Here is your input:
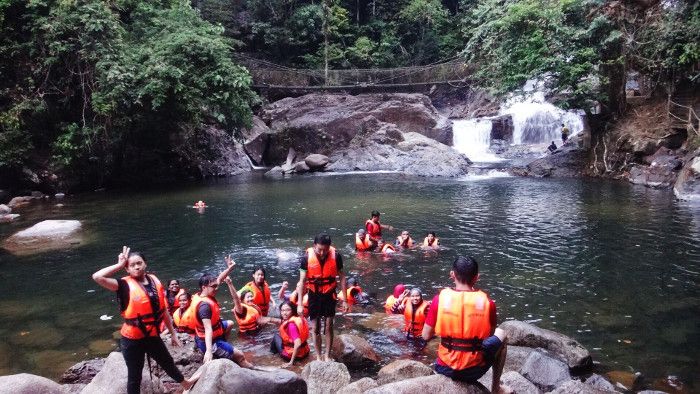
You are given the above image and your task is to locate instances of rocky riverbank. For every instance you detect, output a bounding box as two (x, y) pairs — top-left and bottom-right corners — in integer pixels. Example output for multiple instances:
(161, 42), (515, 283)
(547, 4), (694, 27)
(0, 320), (681, 394)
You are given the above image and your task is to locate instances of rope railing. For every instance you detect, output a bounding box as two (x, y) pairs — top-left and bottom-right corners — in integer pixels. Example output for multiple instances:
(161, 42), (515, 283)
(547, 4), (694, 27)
(668, 97), (700, 137)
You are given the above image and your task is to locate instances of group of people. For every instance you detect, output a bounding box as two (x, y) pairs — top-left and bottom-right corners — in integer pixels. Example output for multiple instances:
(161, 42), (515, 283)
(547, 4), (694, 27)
(355, 210), (440, 254)
(92, 210), (510, 394)
(548, 123), (572, 154)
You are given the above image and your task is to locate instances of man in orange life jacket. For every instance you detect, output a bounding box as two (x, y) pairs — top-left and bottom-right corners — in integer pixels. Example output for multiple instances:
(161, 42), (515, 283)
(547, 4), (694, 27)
(392, 287), (430, 341)
(92, 246), (195, 394)
(422, 256), (510, 394)
(295, 233), (347, 361)
(355, 229), (372, 251)
(365, 210), (394, 247)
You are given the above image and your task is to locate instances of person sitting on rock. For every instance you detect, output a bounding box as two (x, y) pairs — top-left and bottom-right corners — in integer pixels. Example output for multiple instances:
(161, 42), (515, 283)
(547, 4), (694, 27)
(278, 280), (309, 317)
(422, 256), (510, 393)
(365, 210), (394, 246)
(395, 230), (415, 249)
(92, 246), (195, 393)
(392, 287), (430, 340)
(355, 228), (373, 251)
(194, 256), (253, 367)
(270, 301), (310, 367)
(172, 291), (196, 335)
(229, 284), (281, 335)
(384, 284), (407, 314)
(422, 232), (440, 248)
(166, 279), (186, 315)
(237, 266), (274, 316)
(547, 141), (558, 153)
(338, 277), (370, 306)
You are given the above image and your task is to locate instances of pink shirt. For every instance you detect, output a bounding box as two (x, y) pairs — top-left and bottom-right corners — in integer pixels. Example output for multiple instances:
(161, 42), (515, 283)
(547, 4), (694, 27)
(281, 322), (301, 358)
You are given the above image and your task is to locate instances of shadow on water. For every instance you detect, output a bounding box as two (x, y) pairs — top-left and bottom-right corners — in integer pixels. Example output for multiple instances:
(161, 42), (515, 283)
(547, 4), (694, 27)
(0, 173), (698, 389)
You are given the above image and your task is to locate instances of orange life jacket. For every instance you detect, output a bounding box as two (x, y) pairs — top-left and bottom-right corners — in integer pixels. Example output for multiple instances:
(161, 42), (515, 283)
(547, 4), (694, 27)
(423, 237), (439, 247)
(365, 219), (381, 239)
(404, 300), (429, 338)
(280, 316), (310, 359)
(120, 275), (166, 340)
(397, 237), (414, 248)
(384, 295), (398, 313)
(290, 292), (309, 316)
(344, 285), (364, 305)
(173, 305), (196, 335)
(236, 303), (261, 334)
(194, 295), (225, 339)
(244, 280), (271, 316)
(355, 234), (372, 251)
(435, 288), (493, 370)
(381, 243), (396, 254)
(305, 247), (338, 294)
(167, 288), (186, 314)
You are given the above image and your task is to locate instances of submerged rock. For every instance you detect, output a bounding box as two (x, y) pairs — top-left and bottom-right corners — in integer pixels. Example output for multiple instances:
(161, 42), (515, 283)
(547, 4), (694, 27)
(366, 374), (488, 394)
(376, 359), (433, 385)
(331, 334), (380, 369)
(301, 360), (350, 394)
(2, 220), (83, 256)
(673, 150), (700, 201)
(189, 359), (305, 394)
(0, 373), (65, 394)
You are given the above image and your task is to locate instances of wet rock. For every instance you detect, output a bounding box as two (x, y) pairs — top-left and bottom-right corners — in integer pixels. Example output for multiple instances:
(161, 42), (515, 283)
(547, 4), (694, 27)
(338, 377), (379, 394)
(547, 379), (616, 394)
(294, 161), (311, 173)
(301, 360), (350, 394)
(636, 391), (667, 394)
(490, 114), (513, 143)
(305, 154), (330, 170)
(82, 352), (164, 394)
(55, 193), (65, 199)
(628, 148), (684, 189)
(366, 374), (488, 394)
(513, 135), (587, 178)
(2, 220), (83, 256)
(585, 374), (616, 392)
(60, 358), (105, 384)
(190, 358), (305, 394)
(88, 339), (116, 354)
(264, 166), (284, 178)
(651, 375), (686, 393)
(242, 116), (273, 165)
(0, 373), (65, 394)
(673, 150), (700, 201)
(0, 214), (20, 223)
(172, 125), (251, 178)
(605, 370), (643, 391)
(500, 320), (592, 371)
(500, 371), (540, 394)
(376, 359), (433, 385)
(0, 204), (10, 214)
(31, 191), (45, 198)
(519, 350), (571, 392)
(331, 334), (380, 369)
(7, 196), (34, 209)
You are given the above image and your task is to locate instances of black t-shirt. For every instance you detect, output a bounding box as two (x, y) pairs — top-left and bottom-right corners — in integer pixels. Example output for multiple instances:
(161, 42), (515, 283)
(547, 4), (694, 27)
(116, 276), (160, 313)
(299, 250), (343, 271)
(197, 302), (212, 322)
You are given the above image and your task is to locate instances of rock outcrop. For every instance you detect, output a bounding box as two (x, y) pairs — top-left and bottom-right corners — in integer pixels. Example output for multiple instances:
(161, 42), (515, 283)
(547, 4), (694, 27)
(365, 374), (488, 394)
(81, 352), (164, 394)
(519, 350), (571, 392)
(376, 359), (433, 385)
(242, 116), (273, 165)
(627, 147), (684, 188)
(174, 125), (251, 178)
(0, 373), (66, 394)
(673, 149), (700, 200)
(301, 360), (350, 394)
(511, 135), (588, 178)
(331, 334), (381, 370)
(60, 358), (105, 384)
(2, 220), (83, 255)
(189, 359), (306, 394)
(337, 377), (379, 394)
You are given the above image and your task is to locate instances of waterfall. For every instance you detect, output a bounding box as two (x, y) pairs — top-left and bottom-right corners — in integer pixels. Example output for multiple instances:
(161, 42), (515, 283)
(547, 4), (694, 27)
(500, 86), (585, 145)
(452, 119), (503, 163)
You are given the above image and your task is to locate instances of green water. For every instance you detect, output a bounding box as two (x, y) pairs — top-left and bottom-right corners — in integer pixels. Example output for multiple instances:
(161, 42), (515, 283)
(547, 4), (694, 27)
(0, 173), (698, 388)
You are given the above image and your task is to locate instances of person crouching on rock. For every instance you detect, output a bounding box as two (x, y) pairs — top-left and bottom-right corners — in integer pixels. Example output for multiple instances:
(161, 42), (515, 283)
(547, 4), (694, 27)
(194, 256), (253, 367)
(422, 256), (511, 394)
(270, 301), (310, 367)
(92, 246), (195, 394)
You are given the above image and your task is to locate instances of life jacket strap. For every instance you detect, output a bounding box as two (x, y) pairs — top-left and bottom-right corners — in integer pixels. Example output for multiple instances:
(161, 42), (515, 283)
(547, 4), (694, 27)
(441, 337), (483, 353)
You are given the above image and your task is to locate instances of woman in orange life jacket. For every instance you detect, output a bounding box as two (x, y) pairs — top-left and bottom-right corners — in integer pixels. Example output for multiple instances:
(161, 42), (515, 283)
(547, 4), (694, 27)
(92, 246), (195, 394)
(422, 232), (440, 249)
(355, 229), (373, 252)
(396, 230), (415, 249)
(392, 287), (431, 342)
(277, 281), (309, 317)
(225, 275), (281, 335)
(384, 284), (408, 314)
(172, 292), (195, 335)
(237, 267), (274, 316)
(270, 301), (310, 367)
(166, 279), (186, 315)
(337, 277), (369, 307)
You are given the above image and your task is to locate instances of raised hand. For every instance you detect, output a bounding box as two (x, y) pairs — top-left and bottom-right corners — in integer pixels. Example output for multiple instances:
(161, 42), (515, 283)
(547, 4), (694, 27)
(118, 246), (130, 269)
(224, 276), (232, 284)
(224, 255), (236, 269)
(281, 281), (289, 290)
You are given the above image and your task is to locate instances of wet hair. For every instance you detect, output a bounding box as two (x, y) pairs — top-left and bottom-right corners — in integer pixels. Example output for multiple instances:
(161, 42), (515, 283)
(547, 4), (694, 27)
(128, 251), (146, 262)
(453, 256), (479, 284)
(314, 233), (332, 246)
(279, 301), (297, 316)
(347, 278), (357, 286)
(168, 279), (180, 286)
(178, 292), (192, 301)
(427, 232), (436, 237)
(410, 288), (423, 301)
(253, 266), (266, 278)
(199, 273), (217, 290)
(240, 289), (253, 301)
(371, 210), (380, 218)
(357, 228), (366, 235)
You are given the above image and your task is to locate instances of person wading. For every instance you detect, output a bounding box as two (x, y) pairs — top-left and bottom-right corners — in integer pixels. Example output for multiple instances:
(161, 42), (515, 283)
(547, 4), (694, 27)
(365, 210), (394, 247)
(92, 246), (195, 394)
(238, 267), (273, 316)
(422, 256), (511, 394)
(270, 301), (311, 367)
(295, 233), (347, 361)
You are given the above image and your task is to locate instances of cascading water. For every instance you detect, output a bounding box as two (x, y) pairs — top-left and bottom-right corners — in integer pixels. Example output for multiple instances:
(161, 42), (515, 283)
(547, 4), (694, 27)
(452, 119), (503, 163)
(500, 84), (585, 145)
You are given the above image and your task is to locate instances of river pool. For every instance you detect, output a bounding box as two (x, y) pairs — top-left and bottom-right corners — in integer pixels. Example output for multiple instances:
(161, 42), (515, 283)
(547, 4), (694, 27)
(0, 173), (698, 389)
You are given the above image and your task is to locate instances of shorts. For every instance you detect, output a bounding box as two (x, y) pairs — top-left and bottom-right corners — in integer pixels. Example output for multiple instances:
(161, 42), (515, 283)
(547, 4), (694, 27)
(434, 335), (503, 382)
(307, 291), (337, 319)
(195, 335), (235, 359)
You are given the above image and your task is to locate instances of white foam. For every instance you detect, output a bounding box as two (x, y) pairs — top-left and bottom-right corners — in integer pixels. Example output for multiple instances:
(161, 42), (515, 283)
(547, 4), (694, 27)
(458, 170), (512, 181)
(452, 119), (505, 163)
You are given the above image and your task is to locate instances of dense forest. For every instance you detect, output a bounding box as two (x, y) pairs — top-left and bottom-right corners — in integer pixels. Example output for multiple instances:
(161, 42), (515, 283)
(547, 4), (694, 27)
(0, 0), (698, 190)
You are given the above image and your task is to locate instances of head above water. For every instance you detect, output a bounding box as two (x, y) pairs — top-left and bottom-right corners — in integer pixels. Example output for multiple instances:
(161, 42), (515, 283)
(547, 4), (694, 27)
(451, 255), (479, 286)
(410, 288), (423, 305)
(252, 267), (266, 285)
(313, 233), (332, 259)
(198, 273), (219, 295)
(393, 284), (406, 298)
(401, 230), (410, 238)
(279, 301), (296, 320)
(371, 210), (380, 219)
(347, 277), (358, 287)
(357, 228), (366, 236)
(178, 292), (192, 309)
(126, 251), (147, 279)
(241, 290), (254, 304)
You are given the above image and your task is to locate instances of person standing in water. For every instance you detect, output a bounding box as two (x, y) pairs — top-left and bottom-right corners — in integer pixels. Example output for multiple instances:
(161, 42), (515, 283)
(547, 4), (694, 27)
(365, 210), (394, 246)
(92, 246), (195, 394)
(393, 287), (431, 340)
(295, 233), (347, 361)
(238, 267), (273, 316)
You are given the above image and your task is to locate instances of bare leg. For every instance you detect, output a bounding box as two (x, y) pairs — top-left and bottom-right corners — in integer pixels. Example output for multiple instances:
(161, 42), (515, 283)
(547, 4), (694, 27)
(311, 317), (323, 361)
(223, 320), (234, 337)
(491, 328), (512, 394)
(232, 349), (254, 369)
(324, 316), (334, 361)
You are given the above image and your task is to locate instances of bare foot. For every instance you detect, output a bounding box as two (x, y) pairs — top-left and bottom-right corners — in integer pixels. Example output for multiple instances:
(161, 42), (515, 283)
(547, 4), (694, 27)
(316, 355), (323, 361)
(492, 384), (513, 394)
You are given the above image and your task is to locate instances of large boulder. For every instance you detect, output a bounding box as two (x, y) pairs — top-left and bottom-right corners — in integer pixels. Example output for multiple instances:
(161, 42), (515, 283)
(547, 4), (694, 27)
(376, 359), (433, 385)
(189, 359), (305, 394)
(673, 150), (700, 201)
(366, 374), (488, 394)
(337, 377), (379, 394)
(81, 352), (164, 394)
(2, 220), (83, 256)
(0, 204), (10, 214)
(260, 93), (452, 164)
(7, 196), (35, 209)
(505, 346), (535, 373)
(490, 114), (514, 143)
(513, 135), (588, 178)
(304, 154), (330, 170)
(174, 125), (251, 178)
(0, 373), (66, 394)
(60, 358), (105, 384)
(500, 320), (592, 371)
(331, 334), (380, 369)
(499, 371), (541, 394)
(301, 360), (351, 394)
(547, 379), (617, 394)
(519, 350), (571, 392)
(627, 147), (684, 189)
(242, 116), (273, 165)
